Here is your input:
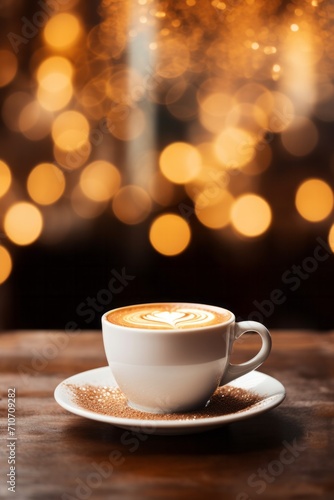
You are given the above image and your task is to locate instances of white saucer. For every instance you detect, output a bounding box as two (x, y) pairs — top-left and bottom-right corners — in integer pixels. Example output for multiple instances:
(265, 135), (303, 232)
(54, 367), (285, 435)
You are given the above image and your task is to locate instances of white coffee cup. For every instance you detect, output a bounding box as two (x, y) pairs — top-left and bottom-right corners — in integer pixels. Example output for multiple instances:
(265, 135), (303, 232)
(102, 302), (272, 414)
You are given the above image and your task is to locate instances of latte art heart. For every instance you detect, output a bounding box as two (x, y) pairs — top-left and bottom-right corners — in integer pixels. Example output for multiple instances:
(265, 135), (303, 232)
(107, 304), (231, 330)
(138, 310), (215, 328)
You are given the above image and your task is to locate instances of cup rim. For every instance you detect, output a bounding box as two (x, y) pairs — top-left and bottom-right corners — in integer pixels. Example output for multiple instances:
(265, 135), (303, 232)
(102, 302), (235, 333)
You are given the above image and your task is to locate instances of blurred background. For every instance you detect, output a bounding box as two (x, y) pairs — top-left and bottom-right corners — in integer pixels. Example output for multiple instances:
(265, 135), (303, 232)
(0, 0), (334, 331)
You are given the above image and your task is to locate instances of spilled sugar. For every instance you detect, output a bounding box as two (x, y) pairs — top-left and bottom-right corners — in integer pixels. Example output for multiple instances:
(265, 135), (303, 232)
(66, 384), (262, 420)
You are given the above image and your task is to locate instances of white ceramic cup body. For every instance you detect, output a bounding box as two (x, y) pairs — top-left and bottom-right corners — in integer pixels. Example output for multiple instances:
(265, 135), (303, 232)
(102, 303), (271, 414)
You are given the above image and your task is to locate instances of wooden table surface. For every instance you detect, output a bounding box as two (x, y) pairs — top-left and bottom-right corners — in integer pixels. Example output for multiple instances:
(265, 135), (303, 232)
(0, 330), (333, 500)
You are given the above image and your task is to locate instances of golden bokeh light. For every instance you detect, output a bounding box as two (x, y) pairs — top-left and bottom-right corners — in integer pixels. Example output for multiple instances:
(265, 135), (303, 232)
(4, 202), (43, 246)
(80, 161), (121, 202)
(271, 64), (281, 81)
(27, 163), (66, 205)
(112, 185), (152, 225)
(0, 160), (12, 198)
(36, 57), (74, 111)
(295, 178), (333, 222)
(214, 127), (256, 169)
(231, 194), (272, 237)
(0, 246), (12, 285)
(195, 189), (234, 229)
(0, 50), (18, 87)
(149, 214), (191, 256)
(44, 13), (81, 50)
(37, 73), (73, 112)
(52, 111), (90, 151)
(290, 24), (299, 32)
(328, 224), (334, 253)
(36, 57), (73, 82)
(281, 117), (318, 157)
(160, 142), (202, 184)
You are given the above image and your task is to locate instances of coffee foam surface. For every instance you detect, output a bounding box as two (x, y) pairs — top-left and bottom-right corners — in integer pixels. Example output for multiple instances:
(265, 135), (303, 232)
(107, 304), (231, 330)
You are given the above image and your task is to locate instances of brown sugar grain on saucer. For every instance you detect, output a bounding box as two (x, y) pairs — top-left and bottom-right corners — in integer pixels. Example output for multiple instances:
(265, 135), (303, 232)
(66, 384), (262, 420)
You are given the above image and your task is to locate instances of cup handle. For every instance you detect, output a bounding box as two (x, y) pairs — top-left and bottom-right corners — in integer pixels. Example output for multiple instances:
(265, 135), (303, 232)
(220, 321), (272, 385)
